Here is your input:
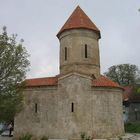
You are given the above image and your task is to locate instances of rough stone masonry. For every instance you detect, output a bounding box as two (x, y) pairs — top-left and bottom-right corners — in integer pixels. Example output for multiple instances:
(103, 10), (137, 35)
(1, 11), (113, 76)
(14, 6), (124, 139)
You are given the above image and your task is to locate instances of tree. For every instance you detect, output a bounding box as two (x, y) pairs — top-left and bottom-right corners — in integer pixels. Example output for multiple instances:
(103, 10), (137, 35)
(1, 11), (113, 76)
(104, 64), (140, 86)
(0, 26), (30, 122)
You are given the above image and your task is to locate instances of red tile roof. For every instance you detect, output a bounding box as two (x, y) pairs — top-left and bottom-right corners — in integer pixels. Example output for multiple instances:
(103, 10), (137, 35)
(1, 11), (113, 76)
(24, 75), (122, 89)
(123, 86), (133, 100)
(92, 75), (122, 89)
(123, 86), (140, 102)
(24, 77), (58, 87)
(57, 6), (100, 38)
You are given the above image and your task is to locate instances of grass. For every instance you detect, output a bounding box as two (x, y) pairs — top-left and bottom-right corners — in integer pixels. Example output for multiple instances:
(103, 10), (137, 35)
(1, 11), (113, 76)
(18, 133), (32, 140)
(124, 122), (140, 133)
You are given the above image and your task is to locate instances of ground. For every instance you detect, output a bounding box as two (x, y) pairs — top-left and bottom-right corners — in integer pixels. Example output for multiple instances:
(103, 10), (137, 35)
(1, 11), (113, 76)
(1, 134), (140, 140)
(0, 136), (12, 140)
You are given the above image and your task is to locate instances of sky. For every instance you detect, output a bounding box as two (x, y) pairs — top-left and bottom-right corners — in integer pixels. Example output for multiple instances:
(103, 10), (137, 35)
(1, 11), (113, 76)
(0, 0), (140, 79)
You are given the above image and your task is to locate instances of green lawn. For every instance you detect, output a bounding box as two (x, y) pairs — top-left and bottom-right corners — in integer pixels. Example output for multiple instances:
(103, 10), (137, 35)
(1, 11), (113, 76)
(125, 122), (140, 133)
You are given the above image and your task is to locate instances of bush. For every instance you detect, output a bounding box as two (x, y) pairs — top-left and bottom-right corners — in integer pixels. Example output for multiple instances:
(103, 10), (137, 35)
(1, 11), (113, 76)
(0, 130), (3, 135)
(124, 122), (140, 133)
(40, 136), (49, 140)
(80, 132), (93, 140)
(18, 133), (32, 140)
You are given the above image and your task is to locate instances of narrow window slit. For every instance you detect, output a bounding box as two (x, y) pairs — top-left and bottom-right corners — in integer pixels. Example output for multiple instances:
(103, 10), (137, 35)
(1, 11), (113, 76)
(65, 47), (67, 60)
(71, 102), (74, 112)
(35, 103), (38, 113)
(85, 44), (88, 58)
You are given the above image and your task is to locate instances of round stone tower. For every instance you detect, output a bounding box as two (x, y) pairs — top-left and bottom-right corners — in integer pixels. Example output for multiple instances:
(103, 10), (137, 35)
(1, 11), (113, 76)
(57, 6), (101, 78)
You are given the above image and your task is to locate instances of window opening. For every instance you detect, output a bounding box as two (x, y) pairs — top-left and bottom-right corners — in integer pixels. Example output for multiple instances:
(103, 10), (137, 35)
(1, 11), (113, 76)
(71, 102), (74, 112)
(85, 44), (88, 58)
(65, 47), (67, 60)
(35, 103), (38, 113)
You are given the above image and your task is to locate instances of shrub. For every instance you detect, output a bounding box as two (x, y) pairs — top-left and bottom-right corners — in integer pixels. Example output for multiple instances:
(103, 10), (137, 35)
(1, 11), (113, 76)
(80, 132), (93, 140)
(18, 133), (32, 140)
(40, 136), (49, 140)
(81, 132), (86, 140)
(0, 130), (3, 135)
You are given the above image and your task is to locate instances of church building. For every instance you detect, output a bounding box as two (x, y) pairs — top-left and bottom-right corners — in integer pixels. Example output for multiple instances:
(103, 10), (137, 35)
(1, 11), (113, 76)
(14, 6), (124, 139)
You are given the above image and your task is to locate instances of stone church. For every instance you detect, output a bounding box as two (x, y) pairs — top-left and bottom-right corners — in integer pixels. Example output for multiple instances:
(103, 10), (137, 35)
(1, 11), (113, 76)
(14, 6), (124, 139)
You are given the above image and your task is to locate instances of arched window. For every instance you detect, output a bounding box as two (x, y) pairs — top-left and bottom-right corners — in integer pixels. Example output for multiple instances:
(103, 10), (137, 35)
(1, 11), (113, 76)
(85, 44), (88, 58)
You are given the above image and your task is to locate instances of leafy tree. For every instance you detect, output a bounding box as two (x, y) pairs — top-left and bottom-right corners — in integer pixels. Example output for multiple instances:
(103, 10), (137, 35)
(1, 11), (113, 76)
(104, 64), (140, 86)
(0, 26), (30, 122)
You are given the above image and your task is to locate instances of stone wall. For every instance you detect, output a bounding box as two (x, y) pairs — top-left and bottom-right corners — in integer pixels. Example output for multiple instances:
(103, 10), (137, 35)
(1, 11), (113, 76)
(92, 87), (124, 138)
(14, 73), (124, 139)
(59, 29), (100, 78)
(14, 86), (58, 138)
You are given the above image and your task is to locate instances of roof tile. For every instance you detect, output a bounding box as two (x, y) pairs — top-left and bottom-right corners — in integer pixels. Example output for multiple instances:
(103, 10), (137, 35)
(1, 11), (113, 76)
(57, 6), (100, 37)
(92, 75), (122, 89)
(24, 75), (122, 89)
(24, 77), (58, 87)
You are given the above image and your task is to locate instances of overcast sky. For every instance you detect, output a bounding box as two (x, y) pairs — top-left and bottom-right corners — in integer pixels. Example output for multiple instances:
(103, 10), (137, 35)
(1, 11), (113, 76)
(0, 0), (140, 79)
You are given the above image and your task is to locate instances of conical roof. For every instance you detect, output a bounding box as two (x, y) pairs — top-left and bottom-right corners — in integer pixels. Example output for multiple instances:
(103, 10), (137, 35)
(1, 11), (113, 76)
(57, 6), (100, 38)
